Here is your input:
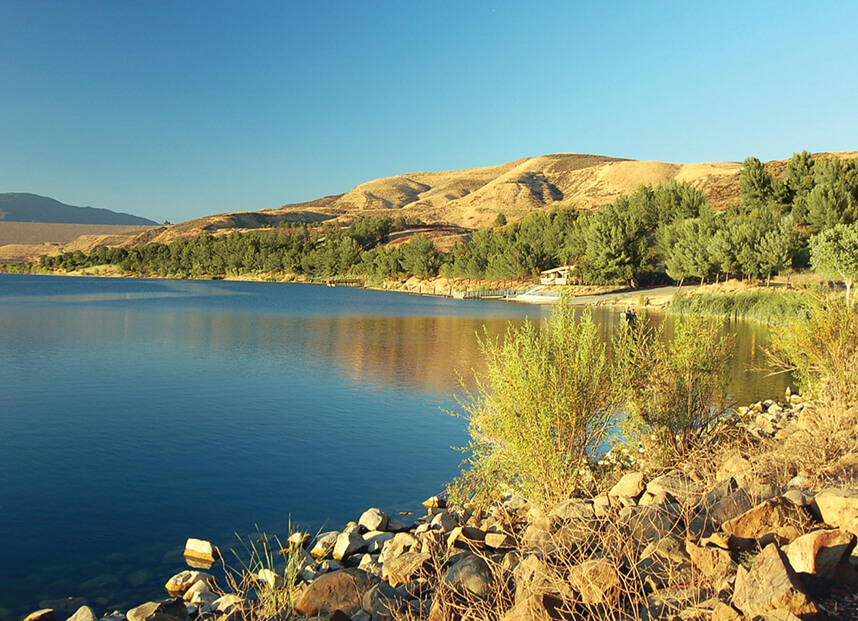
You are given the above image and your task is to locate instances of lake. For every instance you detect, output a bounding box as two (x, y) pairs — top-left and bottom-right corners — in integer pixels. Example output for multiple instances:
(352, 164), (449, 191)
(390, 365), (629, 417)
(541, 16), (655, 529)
(0, 274), (789, 619)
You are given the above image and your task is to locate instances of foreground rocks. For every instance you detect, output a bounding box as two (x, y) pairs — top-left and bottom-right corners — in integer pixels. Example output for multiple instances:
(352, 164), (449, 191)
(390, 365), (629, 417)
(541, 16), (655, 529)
(21, 395), (858, 621)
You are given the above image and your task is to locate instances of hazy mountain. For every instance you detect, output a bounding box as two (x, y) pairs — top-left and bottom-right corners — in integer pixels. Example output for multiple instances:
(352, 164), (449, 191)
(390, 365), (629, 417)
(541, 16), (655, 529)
(0, 193), (157, 226)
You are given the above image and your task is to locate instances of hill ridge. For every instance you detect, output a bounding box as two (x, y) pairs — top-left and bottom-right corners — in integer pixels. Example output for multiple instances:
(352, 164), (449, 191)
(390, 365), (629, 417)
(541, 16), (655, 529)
(0, 193), (158, 226)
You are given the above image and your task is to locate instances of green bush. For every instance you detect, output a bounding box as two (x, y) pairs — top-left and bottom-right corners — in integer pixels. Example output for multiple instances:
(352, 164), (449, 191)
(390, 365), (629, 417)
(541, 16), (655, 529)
(450, 303), (623, 509)
(668, 290), (813, 323)
(617, 314), (734, 466)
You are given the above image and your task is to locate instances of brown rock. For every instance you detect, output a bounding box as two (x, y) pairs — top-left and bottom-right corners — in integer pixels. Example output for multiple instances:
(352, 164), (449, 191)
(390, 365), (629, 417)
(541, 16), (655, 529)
(732, 544), (818, 619)
(22, 610), (55, 621)
(608, 471), (646, 499)
(446, 525), (486, 550)
(646, 472), (703, 505)
(385, 551), (433, 585)
(567, 559), (621, 606)
(292, 568), (377, 617)
(619, 504), (681, 542)
(722, 497), (813, 546)
(685, 540), (734, 578)
(444, 554), (494, 598)
(813, 487), (858, 535)
(785, 528), (856, 579)
(484, 531), (516, 549)
(164, 570), (211, 596)
(127, 599), (189, 621)
(710, 601), (743, 621)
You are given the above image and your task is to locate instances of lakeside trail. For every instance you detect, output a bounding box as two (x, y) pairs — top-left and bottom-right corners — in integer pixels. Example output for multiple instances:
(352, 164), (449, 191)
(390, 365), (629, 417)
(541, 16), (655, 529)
(19, 389), (858, 621)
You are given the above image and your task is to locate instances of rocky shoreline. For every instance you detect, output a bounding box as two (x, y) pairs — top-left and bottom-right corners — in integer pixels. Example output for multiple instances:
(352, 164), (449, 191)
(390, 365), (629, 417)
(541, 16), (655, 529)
(18, 393), (858, 621)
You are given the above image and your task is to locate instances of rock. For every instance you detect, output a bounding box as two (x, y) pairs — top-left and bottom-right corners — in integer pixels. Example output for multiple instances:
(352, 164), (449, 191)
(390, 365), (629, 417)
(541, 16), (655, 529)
(619, 504), (681, 542)
(484, 532), (516, 549)
(422, 495), (446, 509)
(358, 553), (383, 578)
(609, 471), (646, 499)
(358, 508), (389, 532)
(202, 593), (242, 615)
(812, 487), (858, 535)
(23, 610), (56, 621)
(521, 516), (555, 555)
(293, 568), (378, 617)
(722, 497), (812, 546)
(637, 535), (692, 590)
(363, 530), (394, 553)
(379, 532), (419, 566)
(287, 531), (311, 547)
(685, 540), (734, 578)
(183, 538), (217, 565)
(67, 606), (98, 621)
(785, 528), (856, 579)
(646, 472), (703, 506)
(567, 559), (621, 606)
(333, 524), (367, 561)
(127, 598), (189, 621)
(732, 544), (818, 619)
(320, 559), (344, 572)
(385, 515), (409, 532)
(446, 525), (486, 550)
(257, 568), (284, 588)
(189, 590), (218, 606)
(710, 602), (743, 621)
(644, 587), (709, 620)
(419, 529), (448, 556)
(164, 570), (211, 596)
(505, 555), (568, 621)
(385, 551), (433, 585)
(592, 494), (611, 519)
(549, 498), (596, 521)
(311, 531), (340, 559)
(183, 579), (214, 602)
(362, 581), (403, 618)
(444, 554), (494, 599)
(430, 511), (458, 533)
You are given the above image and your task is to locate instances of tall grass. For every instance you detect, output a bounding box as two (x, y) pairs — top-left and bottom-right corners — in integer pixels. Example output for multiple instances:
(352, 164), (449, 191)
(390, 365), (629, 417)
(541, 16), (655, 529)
(668, 289), (813, 323)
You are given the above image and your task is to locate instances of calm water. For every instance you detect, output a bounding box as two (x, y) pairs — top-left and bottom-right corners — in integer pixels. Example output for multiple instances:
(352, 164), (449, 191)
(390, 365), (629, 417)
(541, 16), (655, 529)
(0, 275), (788, 619)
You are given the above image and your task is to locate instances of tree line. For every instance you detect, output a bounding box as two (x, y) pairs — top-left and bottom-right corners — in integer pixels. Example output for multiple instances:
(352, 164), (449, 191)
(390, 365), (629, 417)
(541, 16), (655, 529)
(39, 151), (858, 290)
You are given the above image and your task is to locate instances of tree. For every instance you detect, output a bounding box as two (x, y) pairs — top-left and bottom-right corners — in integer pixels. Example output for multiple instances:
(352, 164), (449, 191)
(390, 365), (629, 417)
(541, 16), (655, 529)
(806, 182), (855, 234)
(739, 157), (774, 209)
(493, 213), (508, 227)
(757, 216), (799, 286)
(811, 222), (858, 306)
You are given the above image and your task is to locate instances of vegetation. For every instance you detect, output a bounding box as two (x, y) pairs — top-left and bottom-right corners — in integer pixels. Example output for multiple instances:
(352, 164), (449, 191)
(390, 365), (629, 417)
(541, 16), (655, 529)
(451, 301), (739, 507)
(667, 289), (814, 322)
(18, 150), (858, 300)
(451, 304), (623, 509)
(811, 221), (858, 306)
(617, 315), (734, 466)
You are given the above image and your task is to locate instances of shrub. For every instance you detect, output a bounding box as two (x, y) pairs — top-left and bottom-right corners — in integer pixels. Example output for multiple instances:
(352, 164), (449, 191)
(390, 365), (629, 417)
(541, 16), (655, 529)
(768, 295), (858, 409)
(450, 303), (623, 509)
(618, 315), (734, 466)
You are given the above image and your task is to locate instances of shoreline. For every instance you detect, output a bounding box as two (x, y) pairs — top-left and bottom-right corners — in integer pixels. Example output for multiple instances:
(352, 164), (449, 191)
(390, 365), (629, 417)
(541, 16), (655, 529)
(14, 390), (858, 621)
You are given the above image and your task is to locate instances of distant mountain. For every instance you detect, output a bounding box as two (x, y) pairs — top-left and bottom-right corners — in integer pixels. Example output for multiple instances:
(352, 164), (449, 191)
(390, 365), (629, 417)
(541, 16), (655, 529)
(0, 193), (158, 225)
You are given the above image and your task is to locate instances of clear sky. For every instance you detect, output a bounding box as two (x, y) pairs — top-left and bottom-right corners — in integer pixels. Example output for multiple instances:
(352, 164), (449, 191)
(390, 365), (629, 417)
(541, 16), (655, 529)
(1, 1), (856, 223)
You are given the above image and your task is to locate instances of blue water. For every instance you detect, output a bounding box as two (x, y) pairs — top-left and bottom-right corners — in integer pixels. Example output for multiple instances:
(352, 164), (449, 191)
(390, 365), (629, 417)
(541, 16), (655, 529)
(0, 275), (788, 619)
(0, 274), (551, 618)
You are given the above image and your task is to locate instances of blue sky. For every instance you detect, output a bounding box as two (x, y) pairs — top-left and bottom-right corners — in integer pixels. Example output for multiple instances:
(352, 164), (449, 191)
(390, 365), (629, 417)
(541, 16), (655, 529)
(1, 1), (856, 223)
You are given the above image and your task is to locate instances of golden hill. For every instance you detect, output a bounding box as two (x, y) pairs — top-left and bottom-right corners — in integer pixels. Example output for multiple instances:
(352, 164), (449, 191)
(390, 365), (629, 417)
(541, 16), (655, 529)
(4, 151), (857, 262)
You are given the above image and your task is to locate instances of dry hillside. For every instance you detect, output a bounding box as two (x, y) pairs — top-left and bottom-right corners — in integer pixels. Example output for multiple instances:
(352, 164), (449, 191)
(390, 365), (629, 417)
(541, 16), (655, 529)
(4, 151), (857, 262)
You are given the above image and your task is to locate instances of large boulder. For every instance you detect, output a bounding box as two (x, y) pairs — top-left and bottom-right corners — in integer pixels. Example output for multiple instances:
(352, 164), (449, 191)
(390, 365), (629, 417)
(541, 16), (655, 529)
(359, 507), (389, 532)
(22, 611), (55, 621)
(685, 540), (734, 578)
(812, 487), (858, 535)
(609, 472), (646, 500)
(722, 497), (812, 546)
(785, 528), (856, 579)
(444, 554), (494, 599)
(646, 472), (703, 506)
(619, 504), (682, 543)
(549, 498), (596, 522)
(293, 568), (378, 617)
(732, 544), (818, 619)
(567, 559), (621, 606)
(385, 551), (433, 585)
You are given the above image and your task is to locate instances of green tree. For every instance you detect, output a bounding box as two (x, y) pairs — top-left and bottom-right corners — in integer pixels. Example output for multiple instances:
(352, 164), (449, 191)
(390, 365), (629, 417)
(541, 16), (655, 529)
(739, 157), (774, 209)
(811, 222), (858, 306)
(806, 182), (855, 234)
